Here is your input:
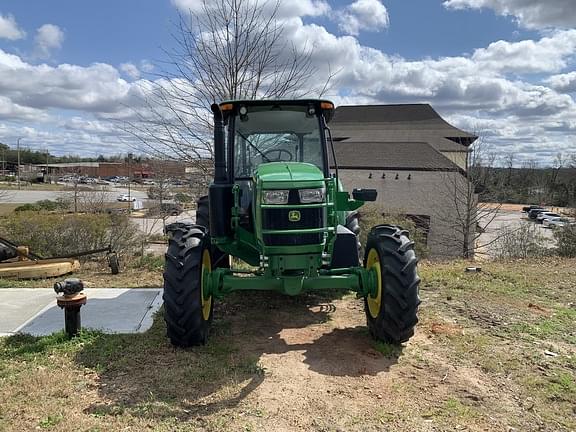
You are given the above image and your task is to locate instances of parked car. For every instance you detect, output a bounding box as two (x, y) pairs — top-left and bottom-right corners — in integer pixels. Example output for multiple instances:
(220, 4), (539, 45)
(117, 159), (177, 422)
(542, 217), (572, 228)
(528, 208), (547, 219)
(117, 194), (136, 202)
(148, 203), (183, 217)
(522, 205), (542, 213)
(536, 212), (561, 224)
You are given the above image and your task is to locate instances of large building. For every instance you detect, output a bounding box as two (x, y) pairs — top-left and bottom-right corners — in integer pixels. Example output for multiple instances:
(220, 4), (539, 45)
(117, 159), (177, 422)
(330, 104), (477, 258)
(28, 161), (186, 179)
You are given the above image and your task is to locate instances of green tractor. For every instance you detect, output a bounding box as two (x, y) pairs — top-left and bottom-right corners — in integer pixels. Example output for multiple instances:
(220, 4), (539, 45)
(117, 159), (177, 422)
(163, 99), (420, 347)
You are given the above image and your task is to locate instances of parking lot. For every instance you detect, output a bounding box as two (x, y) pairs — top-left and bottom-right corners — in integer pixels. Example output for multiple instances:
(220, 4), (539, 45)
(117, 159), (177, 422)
(0, 186), (148, 204)
(478, 204), (570, 257)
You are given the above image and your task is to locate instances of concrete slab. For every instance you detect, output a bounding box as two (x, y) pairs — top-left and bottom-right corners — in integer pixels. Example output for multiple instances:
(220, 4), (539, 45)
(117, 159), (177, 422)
(0, 289), (56, 335)
(0, 288), (163, 337)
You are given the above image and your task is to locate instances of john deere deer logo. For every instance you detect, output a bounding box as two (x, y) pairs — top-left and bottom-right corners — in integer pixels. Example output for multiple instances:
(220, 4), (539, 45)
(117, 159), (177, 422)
(288, 210), (301, 222)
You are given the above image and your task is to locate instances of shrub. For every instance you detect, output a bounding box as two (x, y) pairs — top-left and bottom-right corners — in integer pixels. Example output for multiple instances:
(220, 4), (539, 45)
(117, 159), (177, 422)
(554, 224), (576, 257)
(492, 222), (549, 259)
(14, 203), (41, 212)
(0, 212), (143, 260)
(137, 254), (165, 272)
(35, 199), (64, 211)
(174, 192), (193, 204)
(357, 203), (429, 258)
(14, 199), (68, 212)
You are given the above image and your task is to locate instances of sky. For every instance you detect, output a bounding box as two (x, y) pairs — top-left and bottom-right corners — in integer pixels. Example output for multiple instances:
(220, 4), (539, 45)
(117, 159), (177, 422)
(0, 0), (575, 166)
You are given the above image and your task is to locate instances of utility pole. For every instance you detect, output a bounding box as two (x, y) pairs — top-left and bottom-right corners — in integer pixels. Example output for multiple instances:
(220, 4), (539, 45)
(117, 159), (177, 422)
(45, 149), (49, 184)
(127, 153), (132, 213)
(17, 138), (21, 190)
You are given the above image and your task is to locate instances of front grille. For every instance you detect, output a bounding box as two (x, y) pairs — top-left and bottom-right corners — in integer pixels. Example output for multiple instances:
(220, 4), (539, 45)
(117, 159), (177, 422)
(262, 207), (324, 246)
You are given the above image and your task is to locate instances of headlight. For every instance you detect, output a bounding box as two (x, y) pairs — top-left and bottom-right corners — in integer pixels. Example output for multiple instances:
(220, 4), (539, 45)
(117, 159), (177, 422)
(263, 190), (289, 204)
(299, 188), (325, 203)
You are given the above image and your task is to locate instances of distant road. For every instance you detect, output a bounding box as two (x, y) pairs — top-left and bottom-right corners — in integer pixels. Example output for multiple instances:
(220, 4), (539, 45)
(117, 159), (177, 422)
(0, 187), (148, 204)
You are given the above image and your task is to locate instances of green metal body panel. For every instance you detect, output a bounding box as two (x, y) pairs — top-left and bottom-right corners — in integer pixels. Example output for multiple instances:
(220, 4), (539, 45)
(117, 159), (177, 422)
(205, 99), (376, 299)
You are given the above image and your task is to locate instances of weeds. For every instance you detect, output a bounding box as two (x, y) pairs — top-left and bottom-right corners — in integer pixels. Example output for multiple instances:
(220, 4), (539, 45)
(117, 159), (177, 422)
(373, 341), (402, 358)
(137, 254), (165, 272)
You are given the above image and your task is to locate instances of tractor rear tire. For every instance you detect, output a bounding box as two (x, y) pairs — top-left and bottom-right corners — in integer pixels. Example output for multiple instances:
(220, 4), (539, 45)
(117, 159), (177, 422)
(163, 223), (213, 347)
(196, 195), (210, 228)
(363, 225), (420, 344)
(196, 195), (229, 268)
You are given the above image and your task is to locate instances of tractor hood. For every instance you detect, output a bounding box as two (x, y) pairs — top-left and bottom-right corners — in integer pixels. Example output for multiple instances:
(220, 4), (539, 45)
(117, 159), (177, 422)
(255, 162), (325, 189)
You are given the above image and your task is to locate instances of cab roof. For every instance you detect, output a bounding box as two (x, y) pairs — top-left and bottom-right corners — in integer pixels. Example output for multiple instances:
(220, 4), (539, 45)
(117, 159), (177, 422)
(218, 99), (335, 122)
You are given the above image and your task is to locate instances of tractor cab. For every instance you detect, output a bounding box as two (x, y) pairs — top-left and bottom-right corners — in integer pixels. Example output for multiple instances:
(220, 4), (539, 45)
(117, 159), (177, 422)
(227, 100), (331, 179)
(208, 100), (339, 262)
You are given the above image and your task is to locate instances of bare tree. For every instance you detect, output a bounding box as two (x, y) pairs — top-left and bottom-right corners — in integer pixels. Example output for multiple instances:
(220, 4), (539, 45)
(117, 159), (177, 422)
(122, 0), (335, 172)
(77, 187), (110, 214)
(432, 136), (501, 259)
(146, 159), (176, 231)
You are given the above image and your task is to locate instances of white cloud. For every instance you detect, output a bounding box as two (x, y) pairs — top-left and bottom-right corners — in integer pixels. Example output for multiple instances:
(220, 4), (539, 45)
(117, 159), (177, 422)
(546, 72), (576, 93)
(279, 18), (576, 163)
(0, 51), (135, 113)
(337, 0), (389, 36)
(0, 13), (25, 40)
(443, 0), (576, 30)
(172, 0), (329, 18)
(0, 96), (49, 121)
(471, 30), (576, 74)
(120, 62), (141, 80)
(62, 116), (117, 134)
(34, 24), (65, 59)
(140, 60), (154, 73)
(0, 5), (574, 164)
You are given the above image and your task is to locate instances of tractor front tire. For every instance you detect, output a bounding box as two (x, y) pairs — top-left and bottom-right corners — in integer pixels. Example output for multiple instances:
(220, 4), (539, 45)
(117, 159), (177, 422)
(364, 225), (420, 344)
(163, 223), (213, 347)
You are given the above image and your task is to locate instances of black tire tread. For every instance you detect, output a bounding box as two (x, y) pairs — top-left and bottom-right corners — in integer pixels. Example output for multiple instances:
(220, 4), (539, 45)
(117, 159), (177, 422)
(364, 224), (421, 344)
(163, 222), (211, 347)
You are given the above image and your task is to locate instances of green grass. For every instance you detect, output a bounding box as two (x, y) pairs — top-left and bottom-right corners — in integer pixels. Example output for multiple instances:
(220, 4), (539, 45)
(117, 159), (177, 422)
(38, 414), (63, 429)
(0, 309), (265, 430)
(373, 341), (402, 358)
(1, 257), (575, 431)
(506, 307), (576, 343)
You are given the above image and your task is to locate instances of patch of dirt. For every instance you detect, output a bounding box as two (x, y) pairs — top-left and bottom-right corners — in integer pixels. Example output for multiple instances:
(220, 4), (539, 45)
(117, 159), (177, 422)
(179, 294), (539, 431)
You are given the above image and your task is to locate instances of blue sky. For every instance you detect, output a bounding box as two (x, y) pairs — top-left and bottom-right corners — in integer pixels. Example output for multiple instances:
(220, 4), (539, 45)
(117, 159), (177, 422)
(0, 0), (575, 165)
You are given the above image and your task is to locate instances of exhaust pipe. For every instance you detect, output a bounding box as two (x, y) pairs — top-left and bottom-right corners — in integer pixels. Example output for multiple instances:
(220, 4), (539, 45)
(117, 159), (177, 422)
(211, 103), (226, 184)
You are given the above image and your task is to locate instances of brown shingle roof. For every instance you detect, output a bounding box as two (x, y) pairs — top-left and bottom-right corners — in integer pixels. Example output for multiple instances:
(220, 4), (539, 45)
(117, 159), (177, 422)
(330, 141), (461, 171)
(331, 104), (477, 152)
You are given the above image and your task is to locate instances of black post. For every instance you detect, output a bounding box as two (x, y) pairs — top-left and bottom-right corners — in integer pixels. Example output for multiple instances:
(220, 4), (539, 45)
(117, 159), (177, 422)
(64, 306), (82, 337)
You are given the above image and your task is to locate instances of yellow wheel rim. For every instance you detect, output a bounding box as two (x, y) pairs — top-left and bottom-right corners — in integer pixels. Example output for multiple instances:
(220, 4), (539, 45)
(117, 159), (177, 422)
(366, 248), (382, 319)
(201, 249), (212, 321)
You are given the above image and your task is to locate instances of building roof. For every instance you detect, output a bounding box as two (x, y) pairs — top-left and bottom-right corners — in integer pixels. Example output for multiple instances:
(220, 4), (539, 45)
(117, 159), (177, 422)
(330, 141), (461, 171)
(331, 104), (477, 152)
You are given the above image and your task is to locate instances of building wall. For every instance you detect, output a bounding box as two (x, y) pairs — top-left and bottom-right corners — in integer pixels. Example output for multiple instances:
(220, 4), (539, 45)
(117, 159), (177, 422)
(441, 151), (468, 171)
(337, 169), (474, 258)
(42, 161), (187, 178)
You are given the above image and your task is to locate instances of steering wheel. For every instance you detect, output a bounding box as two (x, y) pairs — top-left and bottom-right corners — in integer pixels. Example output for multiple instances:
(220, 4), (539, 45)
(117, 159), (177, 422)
(262, 149), (293, 162)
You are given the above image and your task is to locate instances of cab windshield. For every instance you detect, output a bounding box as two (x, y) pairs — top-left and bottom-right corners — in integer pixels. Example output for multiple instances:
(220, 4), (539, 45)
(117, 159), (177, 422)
(232, 104), (325, 178)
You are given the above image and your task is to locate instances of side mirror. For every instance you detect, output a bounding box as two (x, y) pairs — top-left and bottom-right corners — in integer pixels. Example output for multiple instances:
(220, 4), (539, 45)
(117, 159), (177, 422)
(352, 188), (377, 202)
